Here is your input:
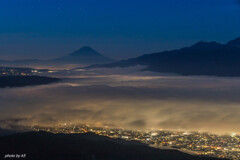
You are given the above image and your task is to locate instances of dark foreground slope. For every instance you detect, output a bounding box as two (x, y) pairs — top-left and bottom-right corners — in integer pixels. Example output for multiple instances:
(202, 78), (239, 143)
(93, 37), (240, 77)
(0, 76), (60, 88)
(0, 132), (226, 160)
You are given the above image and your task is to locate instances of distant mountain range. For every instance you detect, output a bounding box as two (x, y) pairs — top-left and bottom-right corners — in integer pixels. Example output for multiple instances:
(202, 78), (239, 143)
(0, 131), (225, 160)
(92, 37), (240, 77)
(0, 46), (114, 67)
(2, 38), (240, 76)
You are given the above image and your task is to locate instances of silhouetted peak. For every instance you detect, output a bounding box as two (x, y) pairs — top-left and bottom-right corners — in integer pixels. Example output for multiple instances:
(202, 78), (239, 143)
(227, 37), (240, 47)
(191, 42), (223, 50)
(69, 46), (102, 56)
(191, 41), (222, 49)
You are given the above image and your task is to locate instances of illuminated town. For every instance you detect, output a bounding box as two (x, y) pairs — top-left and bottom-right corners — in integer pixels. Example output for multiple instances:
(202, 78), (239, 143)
(0, 67), (33, 76)
(30, 124), (240, 160)
(0, 67), (52, 76)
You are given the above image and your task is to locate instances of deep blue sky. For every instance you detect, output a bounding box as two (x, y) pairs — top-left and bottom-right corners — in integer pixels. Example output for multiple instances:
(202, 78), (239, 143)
(0, 0), (240, 60)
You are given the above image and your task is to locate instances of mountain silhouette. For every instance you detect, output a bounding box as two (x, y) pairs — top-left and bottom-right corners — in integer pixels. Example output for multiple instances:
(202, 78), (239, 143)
(69, 46), (103, 56)
(51, 46), (114, 64)
(93, 37), (240, 77)
(0, 131), (225, 160)
(227, 37), (240, 48)
(0, 76), (60, 88)
(0, 47), (114, 67)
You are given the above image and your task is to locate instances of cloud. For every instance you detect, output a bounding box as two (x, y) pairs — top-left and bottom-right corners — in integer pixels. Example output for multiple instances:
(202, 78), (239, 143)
(1, 68), (240, 134)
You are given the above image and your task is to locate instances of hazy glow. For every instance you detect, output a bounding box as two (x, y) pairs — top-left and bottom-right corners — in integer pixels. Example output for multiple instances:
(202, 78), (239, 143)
(1, 67), (240, 134)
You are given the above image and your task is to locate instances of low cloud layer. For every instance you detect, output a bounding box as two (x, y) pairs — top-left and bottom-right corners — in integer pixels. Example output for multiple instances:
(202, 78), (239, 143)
(1, 67), (240, 134)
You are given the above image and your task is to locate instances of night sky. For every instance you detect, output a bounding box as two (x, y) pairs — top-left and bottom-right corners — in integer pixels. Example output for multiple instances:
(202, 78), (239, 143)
(0, 0), (240, 60)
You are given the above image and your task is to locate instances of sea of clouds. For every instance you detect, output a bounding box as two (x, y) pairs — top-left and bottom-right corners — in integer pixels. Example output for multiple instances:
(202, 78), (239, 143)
(1, 66), (240, 134)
